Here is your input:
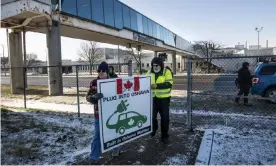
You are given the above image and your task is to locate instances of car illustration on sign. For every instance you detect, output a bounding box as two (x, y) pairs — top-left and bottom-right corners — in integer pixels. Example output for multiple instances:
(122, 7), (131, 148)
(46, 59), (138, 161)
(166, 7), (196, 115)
(106, 100), (148, 135)
(115, 111), (147, 134)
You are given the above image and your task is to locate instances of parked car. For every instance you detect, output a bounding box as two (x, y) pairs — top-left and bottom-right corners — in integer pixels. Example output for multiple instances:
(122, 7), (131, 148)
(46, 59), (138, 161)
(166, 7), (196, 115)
(251, 62), (276, 103)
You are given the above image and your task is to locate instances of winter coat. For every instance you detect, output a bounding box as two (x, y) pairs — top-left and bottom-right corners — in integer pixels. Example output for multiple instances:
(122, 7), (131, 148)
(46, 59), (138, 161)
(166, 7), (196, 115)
(237, 67), (252, 87)
(86, 77), (102, 119)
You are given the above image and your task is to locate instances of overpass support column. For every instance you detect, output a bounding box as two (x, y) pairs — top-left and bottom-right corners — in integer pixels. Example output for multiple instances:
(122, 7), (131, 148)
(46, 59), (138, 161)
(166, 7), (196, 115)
(9, 31), (24, 94)
(172, 51), (177, 74)
(46, 20), (63, 95)
(183, 57), (186, 71)
(154, 51), (158, 57)
(179, 56), (183, 72)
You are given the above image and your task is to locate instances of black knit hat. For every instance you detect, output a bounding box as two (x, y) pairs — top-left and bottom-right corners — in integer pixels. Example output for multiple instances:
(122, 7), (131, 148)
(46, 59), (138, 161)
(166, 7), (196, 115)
(151, 57), (164, 73)
(98, 61), (109, 73)
(242, 62), (249, 68)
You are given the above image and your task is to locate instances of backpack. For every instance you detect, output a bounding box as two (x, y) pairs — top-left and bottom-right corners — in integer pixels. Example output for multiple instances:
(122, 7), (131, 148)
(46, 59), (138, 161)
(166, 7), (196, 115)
(165, 66), (174, 77)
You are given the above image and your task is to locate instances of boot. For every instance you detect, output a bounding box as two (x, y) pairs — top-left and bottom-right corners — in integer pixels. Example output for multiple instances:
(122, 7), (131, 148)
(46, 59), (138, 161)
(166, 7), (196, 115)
(161, 137), (169, 144)
(150, 131), (156, 137)
(243, 103), (253, 106)
(234, 101), (241, 106)
(112, 148), (120, 157)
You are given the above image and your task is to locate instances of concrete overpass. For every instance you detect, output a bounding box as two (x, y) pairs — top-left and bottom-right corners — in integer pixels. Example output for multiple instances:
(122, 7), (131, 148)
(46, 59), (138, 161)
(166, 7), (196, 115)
(1, 0), (197, 95)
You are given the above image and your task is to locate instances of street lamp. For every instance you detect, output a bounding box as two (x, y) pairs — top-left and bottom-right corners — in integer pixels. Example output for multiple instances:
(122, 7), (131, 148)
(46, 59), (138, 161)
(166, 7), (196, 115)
(1, 44), (6, 76)
(255, 27), (263, 51)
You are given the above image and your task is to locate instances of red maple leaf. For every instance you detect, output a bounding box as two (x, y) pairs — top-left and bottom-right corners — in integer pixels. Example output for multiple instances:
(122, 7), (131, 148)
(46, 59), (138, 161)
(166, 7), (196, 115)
(124, 80), (133, 90)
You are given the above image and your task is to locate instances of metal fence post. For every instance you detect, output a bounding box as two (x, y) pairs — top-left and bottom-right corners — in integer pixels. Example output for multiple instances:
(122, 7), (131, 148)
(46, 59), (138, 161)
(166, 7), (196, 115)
(76, 65), (80, 117)
(23, 67), (27, 109)
(186, 56), (193, 131)
(128, 60), (132, 76)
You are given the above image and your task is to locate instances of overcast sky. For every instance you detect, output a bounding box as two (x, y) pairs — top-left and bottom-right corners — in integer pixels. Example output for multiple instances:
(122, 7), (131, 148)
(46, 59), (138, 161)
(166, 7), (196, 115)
(0, 0), (275, 60)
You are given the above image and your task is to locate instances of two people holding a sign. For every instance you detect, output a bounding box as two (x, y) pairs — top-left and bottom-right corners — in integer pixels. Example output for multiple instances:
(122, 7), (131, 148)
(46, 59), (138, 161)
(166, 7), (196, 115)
(86, 57), (172, 163)
(147, 57), (173, 144)
(86, 62), (120, 162)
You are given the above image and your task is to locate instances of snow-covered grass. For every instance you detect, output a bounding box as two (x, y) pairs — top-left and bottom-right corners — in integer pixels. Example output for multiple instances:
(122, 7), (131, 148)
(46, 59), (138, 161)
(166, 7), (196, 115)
(1, 108), (94, 165)
(170, 109), (276, 120)
(1, 99), (94, 114)
(162, 154), (188, 165)
(210, 126), (276, 165)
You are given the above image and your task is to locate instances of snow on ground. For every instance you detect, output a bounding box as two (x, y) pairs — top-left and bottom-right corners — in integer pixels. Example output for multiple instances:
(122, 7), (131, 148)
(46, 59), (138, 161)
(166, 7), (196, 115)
(162, 154), (188, 165)
(1, 99), (94, 114)
(170, 109), (276, 120)
(2, 95), (276, 165)
(210, 126), (276, 165)
(1, 108), (94, 165)
(137, 145), (145, 153)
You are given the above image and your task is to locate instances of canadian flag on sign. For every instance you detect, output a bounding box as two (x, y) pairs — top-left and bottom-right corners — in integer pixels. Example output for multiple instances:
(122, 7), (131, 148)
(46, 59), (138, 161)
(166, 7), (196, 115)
(116, 77), (140, 94)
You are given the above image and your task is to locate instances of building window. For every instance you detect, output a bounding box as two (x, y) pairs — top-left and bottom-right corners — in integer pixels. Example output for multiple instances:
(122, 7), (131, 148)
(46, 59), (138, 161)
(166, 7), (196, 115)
(156, 24), (160, 40)
(147, 63), (149, 67)
(122, 5), (130, 28)
(142, 16), (148, 35)
(160, 26), (165, 41)
(91, 0), (104, 24)
(152, 21), (157, 38)
(77, 0), (92, 20)
(137, 64), (139, 67)
(142, 63), (144, 67)
(103, 0), (115, 27)
(148, 19), (153, 37)
(178, 63), (180, 68)
(61, 0), (77, 15)
(137, 13), (143, 33)
(114, 0), (123, 29)
(130, 9), (138, 31)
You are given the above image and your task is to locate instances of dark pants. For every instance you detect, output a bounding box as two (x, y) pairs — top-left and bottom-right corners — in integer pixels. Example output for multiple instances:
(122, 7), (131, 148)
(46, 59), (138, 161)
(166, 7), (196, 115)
(152, 97), (170, 138)
(235, 85), (250, 104)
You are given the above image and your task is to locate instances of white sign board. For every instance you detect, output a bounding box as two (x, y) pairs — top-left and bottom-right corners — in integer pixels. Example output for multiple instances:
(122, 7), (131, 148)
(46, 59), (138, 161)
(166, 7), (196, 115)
(97, 75), (152, 153)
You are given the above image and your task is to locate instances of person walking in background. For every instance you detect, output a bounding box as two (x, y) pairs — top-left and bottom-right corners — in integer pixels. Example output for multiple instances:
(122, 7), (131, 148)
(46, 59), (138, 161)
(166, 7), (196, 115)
(235, 62), (253, 106)
(147, 57), (173, 144)
(109, 66), (118, 78)
(86, 61), (120, 163)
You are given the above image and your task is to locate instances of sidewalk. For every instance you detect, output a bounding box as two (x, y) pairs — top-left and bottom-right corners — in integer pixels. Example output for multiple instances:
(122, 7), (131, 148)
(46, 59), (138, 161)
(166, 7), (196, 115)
(0, 98), (94, 114)
(196, 128), (276, 165)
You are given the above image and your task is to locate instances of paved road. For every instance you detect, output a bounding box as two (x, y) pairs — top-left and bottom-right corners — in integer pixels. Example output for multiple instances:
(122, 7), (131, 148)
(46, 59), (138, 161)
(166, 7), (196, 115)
(1, 75), (237, 91)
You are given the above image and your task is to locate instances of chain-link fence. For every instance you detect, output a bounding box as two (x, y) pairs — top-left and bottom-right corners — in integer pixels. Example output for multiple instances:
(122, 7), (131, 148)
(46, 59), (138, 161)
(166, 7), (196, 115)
(1, 56), (276, 129)
(186, 55), (276, 129)
(1, 62), (130, 116)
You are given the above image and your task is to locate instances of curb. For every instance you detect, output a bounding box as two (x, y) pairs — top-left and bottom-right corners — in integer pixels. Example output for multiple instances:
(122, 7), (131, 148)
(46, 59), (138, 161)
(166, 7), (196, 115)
(195, 129), (214, 165)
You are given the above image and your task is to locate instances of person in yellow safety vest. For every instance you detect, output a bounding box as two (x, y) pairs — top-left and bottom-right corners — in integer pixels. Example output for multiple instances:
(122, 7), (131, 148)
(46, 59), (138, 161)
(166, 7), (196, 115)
(146, 57), (173, 144)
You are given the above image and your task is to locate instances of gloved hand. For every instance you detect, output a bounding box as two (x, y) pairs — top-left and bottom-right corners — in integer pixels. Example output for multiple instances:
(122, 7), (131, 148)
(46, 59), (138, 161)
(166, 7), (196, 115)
(93, 93), (104, 100)
(87, 93), (104, 104)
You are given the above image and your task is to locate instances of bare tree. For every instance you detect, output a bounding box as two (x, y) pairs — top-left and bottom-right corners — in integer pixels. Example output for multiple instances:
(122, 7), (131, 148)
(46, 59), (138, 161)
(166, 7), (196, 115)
(123, 48), (149, 74)
(26, 53), (39, 67)
(78, 41), (103, 75)
(1, 57), (9, 76)
(193, 41), (221, 73)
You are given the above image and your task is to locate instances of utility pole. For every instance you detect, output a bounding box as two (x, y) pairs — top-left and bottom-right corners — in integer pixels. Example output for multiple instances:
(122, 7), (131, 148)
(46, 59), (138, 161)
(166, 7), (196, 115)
(255, 27), (263, 61)
(118, 45), (120, 74)
(255, 27), (263, 51)
(1, 44), (6, 76)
